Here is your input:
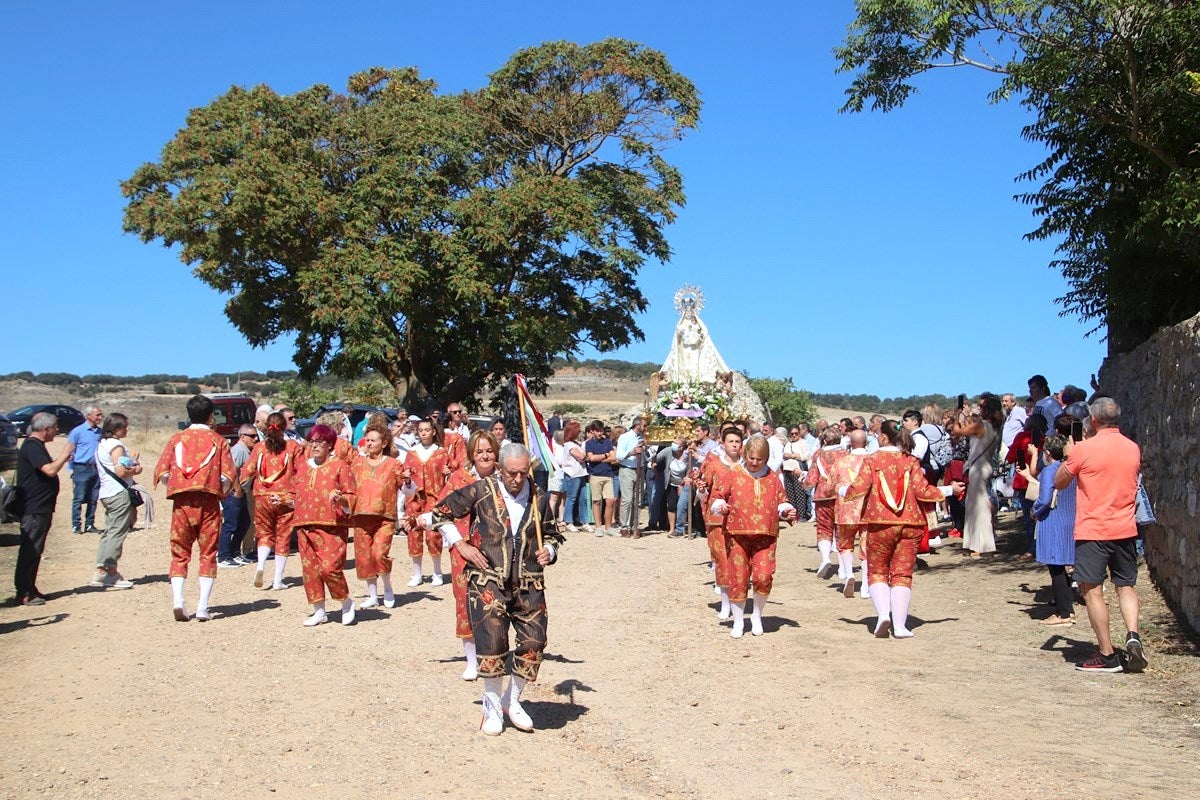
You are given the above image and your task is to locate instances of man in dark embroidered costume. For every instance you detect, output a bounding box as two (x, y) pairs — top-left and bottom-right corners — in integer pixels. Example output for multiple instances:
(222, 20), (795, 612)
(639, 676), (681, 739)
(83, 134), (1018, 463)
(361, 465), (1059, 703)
(422, 443), (564, 735)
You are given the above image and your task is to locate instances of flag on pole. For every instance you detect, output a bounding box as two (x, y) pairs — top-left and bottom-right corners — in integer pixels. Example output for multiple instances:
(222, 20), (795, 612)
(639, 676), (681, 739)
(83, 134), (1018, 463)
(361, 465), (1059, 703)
(514, 374), (556, 477)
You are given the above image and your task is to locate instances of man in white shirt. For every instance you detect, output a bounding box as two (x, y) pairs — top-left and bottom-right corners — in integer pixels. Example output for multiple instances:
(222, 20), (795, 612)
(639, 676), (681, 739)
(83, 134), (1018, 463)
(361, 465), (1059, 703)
(766, 425), (785, 472)
(444, 403), (471, 439)
(1001, 393), (1028, 451)
(615, 416), (647, 537)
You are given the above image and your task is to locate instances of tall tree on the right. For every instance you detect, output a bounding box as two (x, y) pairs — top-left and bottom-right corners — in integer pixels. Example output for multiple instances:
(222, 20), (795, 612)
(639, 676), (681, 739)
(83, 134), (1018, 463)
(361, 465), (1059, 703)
(837, 1), (1200, 352)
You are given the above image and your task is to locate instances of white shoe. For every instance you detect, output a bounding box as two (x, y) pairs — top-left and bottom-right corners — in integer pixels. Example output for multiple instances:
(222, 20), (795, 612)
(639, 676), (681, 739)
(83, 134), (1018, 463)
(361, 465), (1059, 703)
(716, 607), (730, 621)
(383, 596), (396, 609)
(431, 573), (444, 586)
(194, 608), (212, 622)
(360, 597), (380, 609)
(253, 569), (264, 588)
(713, 584), (722, 595)
(172, 606), (189, 622)
(506, 701), (534, 732)
(461, 664), (478, 681)
(303, 609), (328, 627)
(565, 524), (580, 532)
(929, 536), (944, 548)
(593, 527), (605, 537)
(407, 575), (423, 587)
(817, 562), (836, 580)
(750, 618), (763, 636)
(873, 618), (892, 638)
(582, 524), (595, 533)
(730, 620), (745, 639)
(893, 627), (914, 639)
(843, 578), (856, 598)
(272, 582), (285, 591)
(341, 599), (356, 626)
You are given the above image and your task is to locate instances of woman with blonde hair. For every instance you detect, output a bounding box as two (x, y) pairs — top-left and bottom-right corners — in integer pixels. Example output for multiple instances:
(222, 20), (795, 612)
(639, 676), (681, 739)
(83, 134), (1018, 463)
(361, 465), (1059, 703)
(709, 435), (798, 638)
(433, 429), (500, 680)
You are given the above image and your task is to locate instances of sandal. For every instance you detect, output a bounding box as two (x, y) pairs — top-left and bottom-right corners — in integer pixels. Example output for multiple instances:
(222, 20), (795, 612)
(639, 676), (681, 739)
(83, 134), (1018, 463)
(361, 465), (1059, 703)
(1038, 616), (1075, 626)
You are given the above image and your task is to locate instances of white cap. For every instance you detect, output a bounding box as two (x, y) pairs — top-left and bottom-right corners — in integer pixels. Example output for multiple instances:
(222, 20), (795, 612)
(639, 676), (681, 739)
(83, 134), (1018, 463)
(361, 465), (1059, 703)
(406, 415), (422, 422)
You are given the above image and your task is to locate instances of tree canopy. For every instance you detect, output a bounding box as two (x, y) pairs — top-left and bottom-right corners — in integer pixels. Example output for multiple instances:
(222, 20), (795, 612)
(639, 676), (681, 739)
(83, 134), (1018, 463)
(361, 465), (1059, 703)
(837, 1), (1200, 352)
(122, 39), (700, 405)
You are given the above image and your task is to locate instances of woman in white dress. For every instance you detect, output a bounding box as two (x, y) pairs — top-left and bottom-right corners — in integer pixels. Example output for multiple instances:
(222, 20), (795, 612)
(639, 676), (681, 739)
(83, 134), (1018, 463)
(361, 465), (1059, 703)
(951, 395), (1005, 557)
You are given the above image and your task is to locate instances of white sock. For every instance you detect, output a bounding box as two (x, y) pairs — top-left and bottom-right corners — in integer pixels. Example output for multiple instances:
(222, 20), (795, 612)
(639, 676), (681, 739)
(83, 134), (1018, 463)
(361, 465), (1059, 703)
(817, 539), (833, 563)
(839, 550), (855, 578)
(463, 639), (478, 676)
(730, 600), (745, 637)
(197, 576), (214, 612)
(431, 556), (443, 579)
(256, 545), (270, 570)
(170, 576), (185, 608)
(868, 582), (891, 627)
(273, 555), (287, 587)
(717, 588), (731, 619)
(751, 594), (766, 635)
(341, 597), (355, 625)
(304, 603), (327, 626)
(891, 585), (913, 634)
(859, 558), (870, 596)
(367, 580), (378, 602)
(381, 574), (394, 601)
(482, 677), (503, 717)
(412, 557), (423, 579)
(504, 674), (527, 709)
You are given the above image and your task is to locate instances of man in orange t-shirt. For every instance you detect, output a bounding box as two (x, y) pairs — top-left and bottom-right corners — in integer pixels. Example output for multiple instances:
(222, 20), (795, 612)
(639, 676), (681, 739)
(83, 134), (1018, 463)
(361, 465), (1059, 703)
(1054, 397), (1145, 674)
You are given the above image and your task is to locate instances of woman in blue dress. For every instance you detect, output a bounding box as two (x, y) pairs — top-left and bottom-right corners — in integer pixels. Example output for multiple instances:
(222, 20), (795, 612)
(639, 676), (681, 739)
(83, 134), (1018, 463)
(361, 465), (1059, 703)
(1032, 435), (1078, 625)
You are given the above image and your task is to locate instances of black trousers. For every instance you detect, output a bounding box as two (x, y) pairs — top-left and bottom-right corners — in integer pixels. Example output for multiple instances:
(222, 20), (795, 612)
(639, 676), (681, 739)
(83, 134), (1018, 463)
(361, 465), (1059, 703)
(1047, 564), (1075, 619)
(468, 574), (548, 682)
(15, 513), (52, 599)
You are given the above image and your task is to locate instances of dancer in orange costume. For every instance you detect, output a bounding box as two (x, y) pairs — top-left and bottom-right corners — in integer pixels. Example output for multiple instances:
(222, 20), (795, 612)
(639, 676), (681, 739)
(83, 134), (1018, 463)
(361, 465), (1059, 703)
(290, 424), (357, 627)
(242, 411), (302, 591)
(431, 429), (500, 680)
(831, 429), (870, 598)
(153, 394), (237, 622)
(403, 419), (450, 586)
(350, 428), (405, 610)
(845, 421), (962, 638)
(709, 436), (798, 638)
(804, 426), (847, 579)
(694, 426), (744, 620)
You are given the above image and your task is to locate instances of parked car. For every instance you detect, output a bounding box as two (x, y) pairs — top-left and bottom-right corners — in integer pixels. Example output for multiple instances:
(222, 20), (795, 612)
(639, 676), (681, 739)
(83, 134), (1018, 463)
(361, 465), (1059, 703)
(0, 413), (18, 472)
(176, 393), (258, 443)
(294, 403), (398, 441)
(5, 404), (86, 437)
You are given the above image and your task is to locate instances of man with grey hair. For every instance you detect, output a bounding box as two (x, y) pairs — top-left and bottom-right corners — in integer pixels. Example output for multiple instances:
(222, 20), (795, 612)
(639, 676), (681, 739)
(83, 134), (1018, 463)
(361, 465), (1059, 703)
(421, 442), (564, 735)
(218, 424), (257, 567)
(14, 412), (74, 605)
(254, 404), (273, 440)
(1054, 397), (1146, 673)
(67, 404), (103, 533)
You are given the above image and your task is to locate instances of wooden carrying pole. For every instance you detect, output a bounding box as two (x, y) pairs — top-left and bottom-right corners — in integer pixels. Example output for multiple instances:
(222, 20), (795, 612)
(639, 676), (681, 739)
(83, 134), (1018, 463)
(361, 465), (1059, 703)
(517, 395), (544, 550)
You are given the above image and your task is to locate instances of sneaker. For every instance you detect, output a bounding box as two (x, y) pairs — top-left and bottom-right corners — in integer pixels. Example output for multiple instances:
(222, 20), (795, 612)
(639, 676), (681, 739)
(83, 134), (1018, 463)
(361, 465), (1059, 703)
(89, 570), (109, 587)
(1075, 651), (1123, 673)
(593, 527), (606, 537)
(20, 594), (46, 606)
(565, 524), (580, 532)
(947, 528), (962, 539)
(85, 526), (102, 534)
(928, 535), (944, 548)
(1123, 635), (1148, 673)
(217, 558), (240, 568)
(606, 527), (622, 538)
(233, 555), (255, 566)
(72, 527), (82, 535)
(582, 524), (595, 533)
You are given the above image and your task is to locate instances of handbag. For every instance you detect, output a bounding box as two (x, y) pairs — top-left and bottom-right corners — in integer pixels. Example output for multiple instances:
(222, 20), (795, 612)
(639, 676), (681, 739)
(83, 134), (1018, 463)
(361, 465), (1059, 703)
(1135, 474), (1156, 526)
(99, 455), (144, 508)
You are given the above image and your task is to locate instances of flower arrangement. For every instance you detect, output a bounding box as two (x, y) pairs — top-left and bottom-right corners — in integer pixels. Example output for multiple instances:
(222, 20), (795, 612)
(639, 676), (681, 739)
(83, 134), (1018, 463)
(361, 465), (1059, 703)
(653, 380), (730, 423)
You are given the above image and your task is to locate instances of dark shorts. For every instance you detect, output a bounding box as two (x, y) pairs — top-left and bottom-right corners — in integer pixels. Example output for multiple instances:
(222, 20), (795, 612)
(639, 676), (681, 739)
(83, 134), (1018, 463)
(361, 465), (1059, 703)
(1074, 538), (1138, 587)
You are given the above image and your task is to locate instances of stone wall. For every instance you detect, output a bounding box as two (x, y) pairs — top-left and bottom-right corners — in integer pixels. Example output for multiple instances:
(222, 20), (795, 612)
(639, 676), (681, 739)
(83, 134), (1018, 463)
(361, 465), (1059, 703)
(1099, 311), (1200, 631)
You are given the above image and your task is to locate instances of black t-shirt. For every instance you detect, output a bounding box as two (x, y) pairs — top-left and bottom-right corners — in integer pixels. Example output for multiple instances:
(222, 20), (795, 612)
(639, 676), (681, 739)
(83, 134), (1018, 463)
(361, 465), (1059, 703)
(17, 437), (59, 515)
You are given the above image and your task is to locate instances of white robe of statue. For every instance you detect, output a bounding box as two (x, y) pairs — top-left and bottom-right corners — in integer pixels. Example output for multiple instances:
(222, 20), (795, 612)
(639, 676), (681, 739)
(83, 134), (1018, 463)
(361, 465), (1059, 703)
(661, 307), (730, 384)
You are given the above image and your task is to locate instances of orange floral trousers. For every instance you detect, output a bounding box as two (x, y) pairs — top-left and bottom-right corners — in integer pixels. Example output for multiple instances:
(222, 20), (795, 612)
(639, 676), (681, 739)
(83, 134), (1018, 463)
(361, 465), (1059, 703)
(406, 526), (443, 559)
(351, 516), (394, 580)
(865, 524), (921, 589)
(707, 523), (729, 588)
(168, 491), (222, 579)
(726, 533), (778, 603)
(254, 500), (293, 555)
(814, 501), (836, 543)
(296, 525), (349, 604)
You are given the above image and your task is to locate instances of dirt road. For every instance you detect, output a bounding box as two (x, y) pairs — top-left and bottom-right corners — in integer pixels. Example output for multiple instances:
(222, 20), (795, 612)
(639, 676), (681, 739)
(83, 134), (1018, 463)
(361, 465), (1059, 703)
(2, 462), (1197, 800)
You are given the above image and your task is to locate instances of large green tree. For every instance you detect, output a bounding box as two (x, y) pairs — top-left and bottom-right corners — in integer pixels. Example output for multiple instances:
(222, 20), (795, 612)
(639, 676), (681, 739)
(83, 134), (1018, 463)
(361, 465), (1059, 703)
(837, 1), (1200, 352)
(122, 39), (699, 405)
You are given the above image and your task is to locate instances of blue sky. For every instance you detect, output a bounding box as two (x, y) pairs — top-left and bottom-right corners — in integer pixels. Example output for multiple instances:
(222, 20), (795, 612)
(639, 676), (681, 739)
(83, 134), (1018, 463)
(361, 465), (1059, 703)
(2, 0), (1105, 398)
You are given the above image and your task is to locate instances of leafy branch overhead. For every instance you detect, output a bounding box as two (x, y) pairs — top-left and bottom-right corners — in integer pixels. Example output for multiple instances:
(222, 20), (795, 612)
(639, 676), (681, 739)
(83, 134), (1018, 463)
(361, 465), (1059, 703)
(837, 1), (1200, 352)
(122, 39), (700, 405)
